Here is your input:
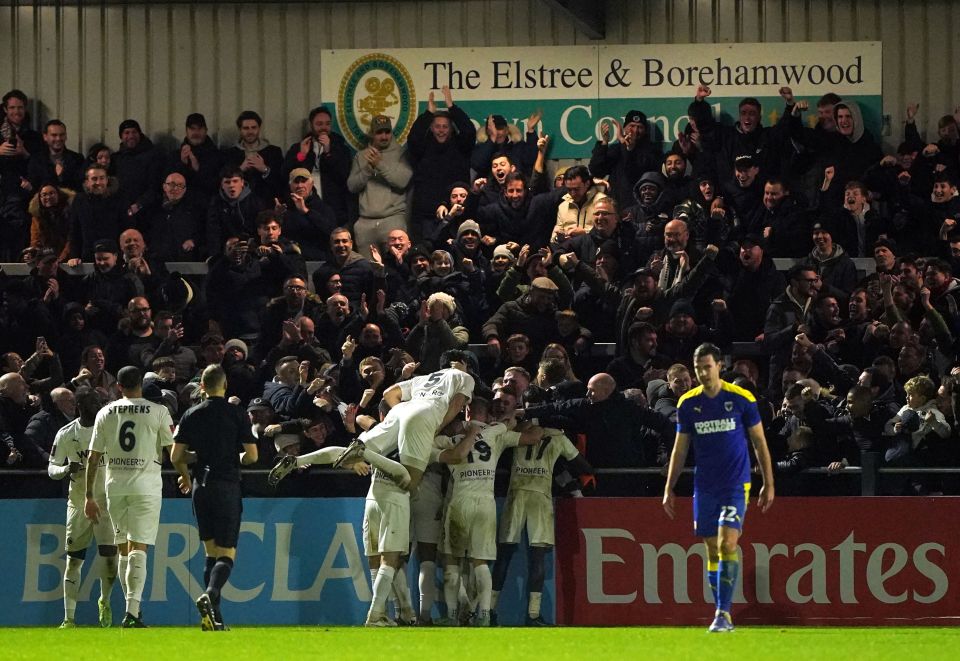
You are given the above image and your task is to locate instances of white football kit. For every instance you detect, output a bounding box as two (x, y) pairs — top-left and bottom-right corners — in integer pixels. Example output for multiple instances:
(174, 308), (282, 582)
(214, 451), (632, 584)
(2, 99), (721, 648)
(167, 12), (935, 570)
(49, 420), (114, 552)
(437, 422), (520, 561)
(410, 462), (444, 545)
(89, 397), (174, 545)
(360, 368), (474, 472)
(362, 449), (411, 556)
(499, 428), (579, 547)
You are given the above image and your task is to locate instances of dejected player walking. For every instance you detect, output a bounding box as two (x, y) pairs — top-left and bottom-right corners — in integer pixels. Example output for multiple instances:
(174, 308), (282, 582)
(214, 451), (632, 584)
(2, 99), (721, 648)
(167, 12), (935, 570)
(662, 342), (774, 633)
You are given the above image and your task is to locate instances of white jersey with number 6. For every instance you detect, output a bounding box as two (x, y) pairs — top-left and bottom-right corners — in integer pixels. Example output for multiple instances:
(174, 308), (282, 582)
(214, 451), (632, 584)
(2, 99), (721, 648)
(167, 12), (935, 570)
(89, 397), (174, 497)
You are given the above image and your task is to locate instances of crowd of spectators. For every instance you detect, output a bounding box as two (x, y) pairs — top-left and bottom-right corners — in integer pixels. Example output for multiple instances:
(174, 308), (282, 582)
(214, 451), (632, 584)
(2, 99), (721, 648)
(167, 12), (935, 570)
(3, 82), (960, 498)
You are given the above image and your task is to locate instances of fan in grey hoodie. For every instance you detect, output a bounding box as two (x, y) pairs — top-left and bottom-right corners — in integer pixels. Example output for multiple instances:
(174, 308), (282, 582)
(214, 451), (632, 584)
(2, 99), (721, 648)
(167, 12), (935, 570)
(347, 115), (413, 250)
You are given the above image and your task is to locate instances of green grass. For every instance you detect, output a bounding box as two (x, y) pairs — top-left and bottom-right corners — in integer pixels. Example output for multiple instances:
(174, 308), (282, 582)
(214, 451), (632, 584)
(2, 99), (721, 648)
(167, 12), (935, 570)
(4, 627), (960, 661)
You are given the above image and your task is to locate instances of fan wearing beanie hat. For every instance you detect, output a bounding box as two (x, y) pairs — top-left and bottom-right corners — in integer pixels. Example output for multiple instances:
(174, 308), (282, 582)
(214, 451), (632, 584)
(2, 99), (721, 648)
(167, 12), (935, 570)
(808, 216), (857, 297)
(589, 106), (659, 211)
(491, 244), (516, 273)
(115, 117), (162, 217)
(451, 219), (489, 273)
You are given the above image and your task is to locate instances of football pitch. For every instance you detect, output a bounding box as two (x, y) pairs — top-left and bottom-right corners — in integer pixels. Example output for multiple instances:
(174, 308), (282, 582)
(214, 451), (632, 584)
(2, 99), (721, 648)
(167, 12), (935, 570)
(4, 626), (960, 660)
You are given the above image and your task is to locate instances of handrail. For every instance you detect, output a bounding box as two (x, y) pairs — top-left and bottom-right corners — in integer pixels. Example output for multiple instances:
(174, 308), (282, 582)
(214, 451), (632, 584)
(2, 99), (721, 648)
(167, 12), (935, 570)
(0, 257), (880, 278)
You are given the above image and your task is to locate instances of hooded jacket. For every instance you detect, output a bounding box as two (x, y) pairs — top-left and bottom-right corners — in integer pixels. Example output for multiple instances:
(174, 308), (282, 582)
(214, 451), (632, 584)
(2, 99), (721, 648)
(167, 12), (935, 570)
(205, 184), (267, 255)
(223, 139), (285, 202)
(589, 116), (663, 211)
(808, 243), (857, 299)
(820, 100), (883, 207)
(347, 135), (412, 222)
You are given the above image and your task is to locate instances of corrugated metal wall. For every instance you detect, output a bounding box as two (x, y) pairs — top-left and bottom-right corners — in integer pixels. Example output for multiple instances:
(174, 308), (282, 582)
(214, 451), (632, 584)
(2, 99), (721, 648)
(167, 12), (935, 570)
(1, 0), (957, 153)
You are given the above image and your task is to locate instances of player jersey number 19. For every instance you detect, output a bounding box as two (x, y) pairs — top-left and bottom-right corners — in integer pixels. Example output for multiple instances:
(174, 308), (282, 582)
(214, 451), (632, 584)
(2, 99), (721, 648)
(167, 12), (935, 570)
(119, 420), (136, 452)
(466, 440), (492, 463)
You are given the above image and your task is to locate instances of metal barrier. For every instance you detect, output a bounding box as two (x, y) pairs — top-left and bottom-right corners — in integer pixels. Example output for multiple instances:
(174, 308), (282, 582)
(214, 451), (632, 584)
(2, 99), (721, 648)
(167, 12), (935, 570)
(6, 459), (956, 498)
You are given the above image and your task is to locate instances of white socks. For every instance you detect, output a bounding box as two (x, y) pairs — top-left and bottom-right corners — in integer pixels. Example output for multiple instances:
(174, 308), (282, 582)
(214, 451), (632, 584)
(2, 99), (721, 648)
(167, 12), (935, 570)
(391, 567), (415, 621)
(474, 564), (492, 620)
(125, 549), (147, 616)
(418, 561), (436, 621)
(361, 450), (411, 485)
(368, 565), (396, 621)
(101, 553), (118, 604)
(443, 565), (461, 622)
(295, 446), (344, 467)
(529, 592), (543, 618)
(118, 554), (129, 609)
(63, 556), (83, 620)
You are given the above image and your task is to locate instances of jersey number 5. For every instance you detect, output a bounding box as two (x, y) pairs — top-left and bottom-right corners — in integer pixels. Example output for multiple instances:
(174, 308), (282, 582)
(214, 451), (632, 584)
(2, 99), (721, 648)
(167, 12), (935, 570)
(119, 420), (136, 452)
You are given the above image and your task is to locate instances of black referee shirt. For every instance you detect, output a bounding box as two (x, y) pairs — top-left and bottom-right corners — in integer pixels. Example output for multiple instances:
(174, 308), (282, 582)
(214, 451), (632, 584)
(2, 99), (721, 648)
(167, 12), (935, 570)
(175, 396), (254, 483)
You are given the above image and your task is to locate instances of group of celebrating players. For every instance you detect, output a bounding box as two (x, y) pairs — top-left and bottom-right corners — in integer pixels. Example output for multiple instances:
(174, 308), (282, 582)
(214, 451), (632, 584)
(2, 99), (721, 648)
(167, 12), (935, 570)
(49, 343), (772, 633)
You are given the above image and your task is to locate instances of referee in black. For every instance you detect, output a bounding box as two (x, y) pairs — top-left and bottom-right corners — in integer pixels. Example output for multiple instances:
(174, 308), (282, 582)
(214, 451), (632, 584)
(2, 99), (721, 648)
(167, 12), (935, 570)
(171, 364), (258, 631)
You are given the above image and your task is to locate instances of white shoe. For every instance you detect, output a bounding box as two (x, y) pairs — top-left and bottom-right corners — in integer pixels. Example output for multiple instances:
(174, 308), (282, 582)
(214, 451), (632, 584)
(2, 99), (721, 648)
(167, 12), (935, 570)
(365, 614), (397, 627)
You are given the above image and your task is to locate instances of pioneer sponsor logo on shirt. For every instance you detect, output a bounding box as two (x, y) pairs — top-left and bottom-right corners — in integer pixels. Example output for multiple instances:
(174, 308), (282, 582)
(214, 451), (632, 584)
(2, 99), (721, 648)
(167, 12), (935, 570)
(693, 417), (737, 434)
(514, 465), (550, 477)
(108, 457), (148, 468)
(456, 468), (495, 480)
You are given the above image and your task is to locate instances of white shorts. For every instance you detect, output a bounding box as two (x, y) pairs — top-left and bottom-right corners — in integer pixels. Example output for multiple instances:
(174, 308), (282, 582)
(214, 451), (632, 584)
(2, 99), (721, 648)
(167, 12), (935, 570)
(440, 497), (497, 561)
(65, 500), (115, 552)
(362, 495), (411, 556)
(361, 401), (441, 473)
(499, 490), (555, 547)
(108, 494), (161, 545)
(410, 479), (443, 545)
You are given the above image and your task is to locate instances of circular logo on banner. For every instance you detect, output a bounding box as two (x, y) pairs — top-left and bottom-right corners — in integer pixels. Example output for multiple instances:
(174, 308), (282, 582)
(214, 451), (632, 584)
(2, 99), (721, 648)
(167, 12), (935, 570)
(338, 53), (416, 151)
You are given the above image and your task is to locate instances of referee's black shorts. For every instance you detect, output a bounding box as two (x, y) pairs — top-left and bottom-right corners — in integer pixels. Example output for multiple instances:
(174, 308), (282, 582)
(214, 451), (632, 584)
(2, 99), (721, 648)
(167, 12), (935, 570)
(193, 479), (242, 548)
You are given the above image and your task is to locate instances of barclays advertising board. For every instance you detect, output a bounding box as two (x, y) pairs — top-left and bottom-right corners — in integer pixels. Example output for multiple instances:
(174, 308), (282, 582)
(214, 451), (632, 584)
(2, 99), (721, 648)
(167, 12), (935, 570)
(2, 498), (553, 626)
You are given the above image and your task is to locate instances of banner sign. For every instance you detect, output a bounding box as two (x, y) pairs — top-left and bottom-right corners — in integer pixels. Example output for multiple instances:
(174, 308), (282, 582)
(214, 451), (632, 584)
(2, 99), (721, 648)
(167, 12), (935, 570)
(2, 498), (551, 626)
(321, 42), (882, 158)
(555, 497), (960, 626)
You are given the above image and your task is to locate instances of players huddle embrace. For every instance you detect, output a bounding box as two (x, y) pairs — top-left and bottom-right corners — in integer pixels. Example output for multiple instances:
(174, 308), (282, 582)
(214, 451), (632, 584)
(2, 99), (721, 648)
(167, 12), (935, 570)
(267, 349), (591, 627)
(50, 344), (773, 632)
